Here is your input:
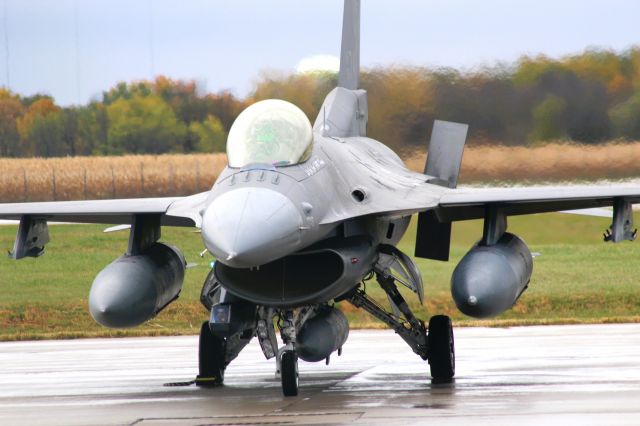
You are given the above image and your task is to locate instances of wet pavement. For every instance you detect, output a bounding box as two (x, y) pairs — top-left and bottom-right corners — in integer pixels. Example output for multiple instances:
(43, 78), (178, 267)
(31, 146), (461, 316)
(1, 325), (639, 425)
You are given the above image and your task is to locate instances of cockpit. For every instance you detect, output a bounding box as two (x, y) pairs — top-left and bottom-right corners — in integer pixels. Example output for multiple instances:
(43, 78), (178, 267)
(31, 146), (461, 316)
(227, 99), (314, 168)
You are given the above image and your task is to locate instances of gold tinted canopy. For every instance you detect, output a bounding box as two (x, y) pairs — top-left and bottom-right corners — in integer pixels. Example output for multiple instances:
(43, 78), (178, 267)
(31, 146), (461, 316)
(226, 99), (313, 167)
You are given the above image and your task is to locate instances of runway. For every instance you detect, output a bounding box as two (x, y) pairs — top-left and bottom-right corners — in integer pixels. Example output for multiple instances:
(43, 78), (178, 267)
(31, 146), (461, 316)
(1, 325), (640, 426)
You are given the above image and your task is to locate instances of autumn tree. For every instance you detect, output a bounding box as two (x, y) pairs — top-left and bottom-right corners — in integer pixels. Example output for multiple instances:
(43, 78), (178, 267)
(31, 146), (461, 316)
(528, 94), (568, 142)
(610, 92), (640, 139)
(0, 89), (24, 156)
(189, 115), (227, 152)
(16, 97), (63, 156)
(3, 46), (640, 158)
(106, 94), (187, 154)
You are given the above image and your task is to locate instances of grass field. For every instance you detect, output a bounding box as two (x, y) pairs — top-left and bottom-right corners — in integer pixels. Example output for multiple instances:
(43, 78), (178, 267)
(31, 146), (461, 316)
(1, 213), (639, 341)
(2, 142), (640, 202)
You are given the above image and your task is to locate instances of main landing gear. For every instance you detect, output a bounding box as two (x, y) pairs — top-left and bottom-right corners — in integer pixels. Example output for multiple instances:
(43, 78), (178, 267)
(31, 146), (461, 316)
(196, 321), (225, 387)
(195, 271), (257, 388)
(428, 315), (455, 382)
(346, 267), (455, 382)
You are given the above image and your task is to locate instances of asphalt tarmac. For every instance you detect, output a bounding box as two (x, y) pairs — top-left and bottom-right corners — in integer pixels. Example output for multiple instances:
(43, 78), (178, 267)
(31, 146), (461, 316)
(1, 325), (639, 426)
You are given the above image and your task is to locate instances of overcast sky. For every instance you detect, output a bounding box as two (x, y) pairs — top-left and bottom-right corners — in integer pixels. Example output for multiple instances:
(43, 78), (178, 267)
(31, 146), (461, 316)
(2, 0), (639, 106)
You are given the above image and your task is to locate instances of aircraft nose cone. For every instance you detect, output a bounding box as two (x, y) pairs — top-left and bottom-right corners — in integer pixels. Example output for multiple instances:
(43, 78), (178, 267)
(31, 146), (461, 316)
(201, 187), (303, 268)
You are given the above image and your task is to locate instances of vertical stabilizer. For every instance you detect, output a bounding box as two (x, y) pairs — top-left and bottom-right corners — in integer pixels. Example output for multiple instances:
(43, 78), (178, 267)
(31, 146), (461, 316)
(314, 0), (366, 137)
(338, 0), (360, 90)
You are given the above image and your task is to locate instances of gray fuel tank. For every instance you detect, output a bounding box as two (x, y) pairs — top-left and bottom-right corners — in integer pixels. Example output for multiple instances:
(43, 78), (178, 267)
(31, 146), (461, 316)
(451, 233), (532, 319)
(89, 243), (185, 328)
(296, 307), (349, 362)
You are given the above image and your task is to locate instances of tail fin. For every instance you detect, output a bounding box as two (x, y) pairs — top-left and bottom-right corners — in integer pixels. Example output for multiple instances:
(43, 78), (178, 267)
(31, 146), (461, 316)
(314, 0), (366, 137)
(338, 0), (360, 90)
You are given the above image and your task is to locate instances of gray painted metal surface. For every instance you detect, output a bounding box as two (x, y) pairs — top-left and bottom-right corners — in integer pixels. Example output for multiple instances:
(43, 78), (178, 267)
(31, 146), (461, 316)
(89, 243), (185, 328)
(425, 120), (468, 188)
(338, 0), (360, 90)
(451, 233), (533, 318)
(9, 216), (49, 259)
(296, 306), (349, 362)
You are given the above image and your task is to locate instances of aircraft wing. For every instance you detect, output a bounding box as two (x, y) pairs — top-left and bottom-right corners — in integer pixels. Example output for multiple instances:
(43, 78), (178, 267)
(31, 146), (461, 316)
(0, 192), (208, 227)
(433, 184), (640, 221)
(414, 182), (640, 261)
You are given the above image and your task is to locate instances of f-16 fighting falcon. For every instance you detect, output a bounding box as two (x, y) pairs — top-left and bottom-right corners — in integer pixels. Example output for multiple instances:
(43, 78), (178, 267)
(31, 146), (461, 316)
(1, 0), (639, 396)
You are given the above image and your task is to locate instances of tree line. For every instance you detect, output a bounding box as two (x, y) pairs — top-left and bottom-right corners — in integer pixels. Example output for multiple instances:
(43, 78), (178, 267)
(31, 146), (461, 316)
(2, 47), (640, 158)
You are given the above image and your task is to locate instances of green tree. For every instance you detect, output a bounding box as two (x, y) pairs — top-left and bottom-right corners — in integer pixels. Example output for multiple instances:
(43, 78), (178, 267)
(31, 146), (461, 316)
(609, 92), (640, 139)
(203, 92), (247, 132)
(72, 103), (106, 155)
(252, 71), (336, 120)
(16, 97), (62, 156)
(102, 81), (152, 105)
(60, 108), (79, 156)
(0, 90), (25, 156)
(528, 94), (568, 143)
(106, 94), (186, 154)
(189, 115), (227, 152)
(27, 112), (67, 157)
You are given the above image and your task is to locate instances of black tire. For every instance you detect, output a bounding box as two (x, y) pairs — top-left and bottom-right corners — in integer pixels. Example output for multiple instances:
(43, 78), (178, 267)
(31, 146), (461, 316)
(428, 315), (455, 382)
(281, 350), (299, 396)
(196, 321), (225, 387)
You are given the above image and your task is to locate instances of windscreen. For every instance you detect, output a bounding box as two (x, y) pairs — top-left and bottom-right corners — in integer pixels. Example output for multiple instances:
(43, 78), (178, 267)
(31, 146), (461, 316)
(226, 99), (313, 167)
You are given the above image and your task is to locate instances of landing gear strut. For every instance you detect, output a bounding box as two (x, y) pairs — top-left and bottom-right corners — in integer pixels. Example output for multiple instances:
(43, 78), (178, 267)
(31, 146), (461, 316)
(277, 310), (299, 396)
(280, 349), (299, 396)
(196, 272), (257, 387)
(346, 272), (455, 382)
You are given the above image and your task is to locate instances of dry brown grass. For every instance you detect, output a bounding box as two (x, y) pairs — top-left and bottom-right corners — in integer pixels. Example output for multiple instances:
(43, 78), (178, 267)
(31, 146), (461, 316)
(0, 154), (227, 202)
(2, 142), (640, 202)
(406, 141), (640, 183)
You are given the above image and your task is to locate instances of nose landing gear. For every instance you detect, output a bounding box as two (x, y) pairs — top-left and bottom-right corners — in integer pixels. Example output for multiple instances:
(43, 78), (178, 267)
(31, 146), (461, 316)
(276, 310), (299, 396)
(279, 349), (299, 396)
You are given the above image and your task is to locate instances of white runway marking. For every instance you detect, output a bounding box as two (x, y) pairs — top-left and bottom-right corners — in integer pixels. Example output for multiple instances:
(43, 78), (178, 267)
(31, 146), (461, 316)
(1, 325), (640, 425)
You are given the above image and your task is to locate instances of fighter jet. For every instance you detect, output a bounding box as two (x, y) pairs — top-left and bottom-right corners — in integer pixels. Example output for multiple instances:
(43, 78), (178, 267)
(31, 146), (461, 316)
(1, 0), (638, 396)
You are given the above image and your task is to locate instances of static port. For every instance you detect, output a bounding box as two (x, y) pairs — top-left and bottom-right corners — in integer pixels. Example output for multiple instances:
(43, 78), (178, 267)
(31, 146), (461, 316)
(351, 189), (366, 202)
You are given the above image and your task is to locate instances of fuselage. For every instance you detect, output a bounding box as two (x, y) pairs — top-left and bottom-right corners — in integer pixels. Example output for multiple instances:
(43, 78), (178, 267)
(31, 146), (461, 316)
(196, 96), (443, 307)
(199, 132), (428, 306)
(201, 133), (417, 269)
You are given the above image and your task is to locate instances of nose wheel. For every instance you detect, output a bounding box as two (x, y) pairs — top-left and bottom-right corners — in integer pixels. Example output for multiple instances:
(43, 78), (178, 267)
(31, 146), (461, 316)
(280, 349), (299, 396)
(275, 310), (300, 397)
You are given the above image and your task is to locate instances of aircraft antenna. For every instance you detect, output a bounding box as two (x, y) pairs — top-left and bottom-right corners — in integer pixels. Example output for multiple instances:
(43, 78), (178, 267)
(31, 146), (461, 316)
(338, 0), (360, 90)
